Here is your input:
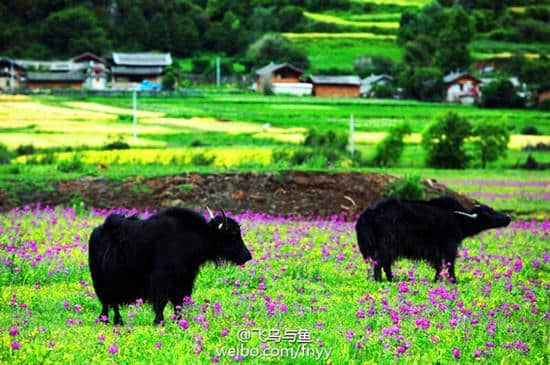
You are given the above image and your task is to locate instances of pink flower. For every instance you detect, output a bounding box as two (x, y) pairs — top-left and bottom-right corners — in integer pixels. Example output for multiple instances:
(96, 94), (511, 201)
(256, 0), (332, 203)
(73, 304), (82, 313)
(473, 349), (482, 358)
(220, 328), (229, 337)
(356, 310), (365, 319)
(98, 334), (105, 344)
(178, 319), (189, 330)
(108, 344), (119, 355)
(155, 342), (162, 350)
(11, 341), (21, 350)
(279, 304), (288, 313)
(452, 348), (461, 359)
(9, 327), (19, 336)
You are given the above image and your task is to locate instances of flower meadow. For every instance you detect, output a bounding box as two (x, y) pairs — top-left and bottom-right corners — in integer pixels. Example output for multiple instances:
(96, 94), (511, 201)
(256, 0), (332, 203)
(0, 205), (548, 364)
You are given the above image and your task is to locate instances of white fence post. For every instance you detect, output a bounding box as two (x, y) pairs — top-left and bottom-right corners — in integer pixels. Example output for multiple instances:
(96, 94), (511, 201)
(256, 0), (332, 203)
(132, 90), (138, 141)
(347, 114), (355, 155)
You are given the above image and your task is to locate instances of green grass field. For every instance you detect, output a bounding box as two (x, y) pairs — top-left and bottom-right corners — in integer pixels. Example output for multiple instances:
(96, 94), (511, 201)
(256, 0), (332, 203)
(1, 207), (548, 363)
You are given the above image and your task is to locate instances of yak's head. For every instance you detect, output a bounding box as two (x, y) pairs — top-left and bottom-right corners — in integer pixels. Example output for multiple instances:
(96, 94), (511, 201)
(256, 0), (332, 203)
(453, 203), (511, 236)
(207, 209), (252, 266)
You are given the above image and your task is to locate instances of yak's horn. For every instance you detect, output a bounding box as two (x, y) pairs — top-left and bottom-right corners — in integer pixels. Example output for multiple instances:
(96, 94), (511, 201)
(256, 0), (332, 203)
(343, 195), (356, 207)
(453, 211), (478, 219)
(206, 206), (215, 219)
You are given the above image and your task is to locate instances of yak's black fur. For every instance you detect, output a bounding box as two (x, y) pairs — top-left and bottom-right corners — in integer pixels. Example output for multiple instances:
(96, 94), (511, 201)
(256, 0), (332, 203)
(88, 207), (252, 325)
(355, 196), (511, 282)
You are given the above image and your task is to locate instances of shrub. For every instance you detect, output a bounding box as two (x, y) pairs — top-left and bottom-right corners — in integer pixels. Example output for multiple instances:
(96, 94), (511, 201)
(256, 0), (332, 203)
(303, 130), (347, 149)
(191, 58), (210, 74)
(472, 122), (510, 168)
(191, 153), (215, 166)
(539, 99), (550, 111)
(117, 114), (133, 122)
(422, 112), (471, 169)
(15, 144), (36, 156)
(57, 155), (83, 173)
(103, 140), (130, 150)
(371, 83), (396, 99)
(480, 80), (524, 108)
(373, 123), (411, 167)
(0, 144), (14, 165)
(521, 125), (540, 135)
(386, 175), (425, 200)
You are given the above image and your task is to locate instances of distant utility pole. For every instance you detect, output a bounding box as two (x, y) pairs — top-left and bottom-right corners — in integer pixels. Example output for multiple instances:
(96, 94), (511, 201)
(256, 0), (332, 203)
(10, 63), (14, 93)
(216, 56), (221, 87)
(132, 90), (138, 141)
(347, 114), (355, 155)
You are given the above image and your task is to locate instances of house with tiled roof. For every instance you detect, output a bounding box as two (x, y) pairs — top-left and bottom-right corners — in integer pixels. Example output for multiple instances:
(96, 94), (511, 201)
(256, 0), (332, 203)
(306, 75), (361, 98)
(109, 52), (172, 89)
(444, 71), (482, 105)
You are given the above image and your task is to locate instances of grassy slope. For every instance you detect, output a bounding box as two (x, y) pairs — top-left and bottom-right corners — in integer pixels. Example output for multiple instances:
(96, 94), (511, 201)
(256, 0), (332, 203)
(282, 2), (548, 72)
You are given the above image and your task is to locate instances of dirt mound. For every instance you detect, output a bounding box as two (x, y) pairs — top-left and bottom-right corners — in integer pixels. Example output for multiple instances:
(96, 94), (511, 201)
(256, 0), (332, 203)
(1, 172), (472, 217)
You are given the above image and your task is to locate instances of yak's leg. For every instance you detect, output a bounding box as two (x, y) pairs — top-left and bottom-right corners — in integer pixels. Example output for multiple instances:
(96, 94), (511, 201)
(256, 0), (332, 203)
(170, 295), (184, 320)
(99, 303), (109, 323)
(433, 264), (442, 282)
(448, 258), (457, 283)
(373, 264), (382, 281)
(382, 262), (393, 282)
(113, 305), (123, 326)
(150, 271), (171, 325)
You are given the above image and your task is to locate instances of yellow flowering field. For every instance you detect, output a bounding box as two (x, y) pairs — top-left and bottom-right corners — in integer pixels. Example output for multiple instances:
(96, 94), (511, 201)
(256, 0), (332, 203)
(14, 147), (274, 167)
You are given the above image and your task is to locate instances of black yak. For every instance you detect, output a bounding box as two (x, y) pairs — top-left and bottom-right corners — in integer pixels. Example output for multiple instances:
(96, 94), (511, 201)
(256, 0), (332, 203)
(88, 207), (252, 325)
(355, 196), (511, 282)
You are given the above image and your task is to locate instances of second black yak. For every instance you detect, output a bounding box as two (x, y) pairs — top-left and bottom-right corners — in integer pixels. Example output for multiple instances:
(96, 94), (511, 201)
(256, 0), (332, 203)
(355, 196), (511, 282)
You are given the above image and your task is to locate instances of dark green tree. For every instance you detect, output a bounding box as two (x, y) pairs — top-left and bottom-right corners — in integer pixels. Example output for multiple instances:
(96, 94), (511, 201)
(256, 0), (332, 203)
(118, 7), (149, 51)
(480, 80), (525, 108)
(41, 6), (110, 57)
(278, 6), (305, 31)
(373, 122), (412, 167)
(422, 112), (472, 169)
(245, 33), (309, 70)
(398, 66), (444, 101)
(148, 13), (172, 51)
(434, 6), (474, 73)
(472, 122), (510, 168)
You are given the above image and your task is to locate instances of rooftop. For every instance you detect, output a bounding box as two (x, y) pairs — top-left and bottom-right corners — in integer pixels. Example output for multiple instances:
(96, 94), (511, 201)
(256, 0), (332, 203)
(307, 75), (361, 85)
(444, 71), (481, 84)
(255, 62), (303, 76)
(26, 71), (86, 82)
(112, 52), (172, 66)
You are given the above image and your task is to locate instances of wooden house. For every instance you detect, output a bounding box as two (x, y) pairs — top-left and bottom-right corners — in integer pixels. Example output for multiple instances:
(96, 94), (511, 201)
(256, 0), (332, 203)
(0, 57), (25, 90)
(306, 75), (361, 98)
(26, 71), (86, 90)
(254, 62), (310, 95)
(110, 52), (172, 89)
(444, 72), (482, 104)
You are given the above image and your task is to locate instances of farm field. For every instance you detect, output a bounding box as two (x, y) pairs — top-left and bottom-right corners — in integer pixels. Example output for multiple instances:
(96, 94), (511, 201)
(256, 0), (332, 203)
(0, 207), (548, 363)
(1, 95), (549, 170)
(278, 2), (549, 72)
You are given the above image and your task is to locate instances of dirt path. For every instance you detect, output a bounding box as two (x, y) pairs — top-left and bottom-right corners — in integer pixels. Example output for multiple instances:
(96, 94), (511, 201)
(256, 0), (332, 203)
(1, 171), (470, 217)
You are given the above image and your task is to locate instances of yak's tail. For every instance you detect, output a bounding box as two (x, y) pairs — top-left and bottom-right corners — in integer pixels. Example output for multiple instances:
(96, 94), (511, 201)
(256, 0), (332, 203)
(355, 210), (377, 261)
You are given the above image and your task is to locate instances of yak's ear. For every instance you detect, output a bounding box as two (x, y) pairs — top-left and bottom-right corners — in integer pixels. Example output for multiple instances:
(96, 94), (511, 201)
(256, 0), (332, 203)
(453, 211), (478, 219)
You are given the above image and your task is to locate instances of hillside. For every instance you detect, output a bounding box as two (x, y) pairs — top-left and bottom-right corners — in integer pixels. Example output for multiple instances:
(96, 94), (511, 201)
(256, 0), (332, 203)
(2, 0), (549, 74)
